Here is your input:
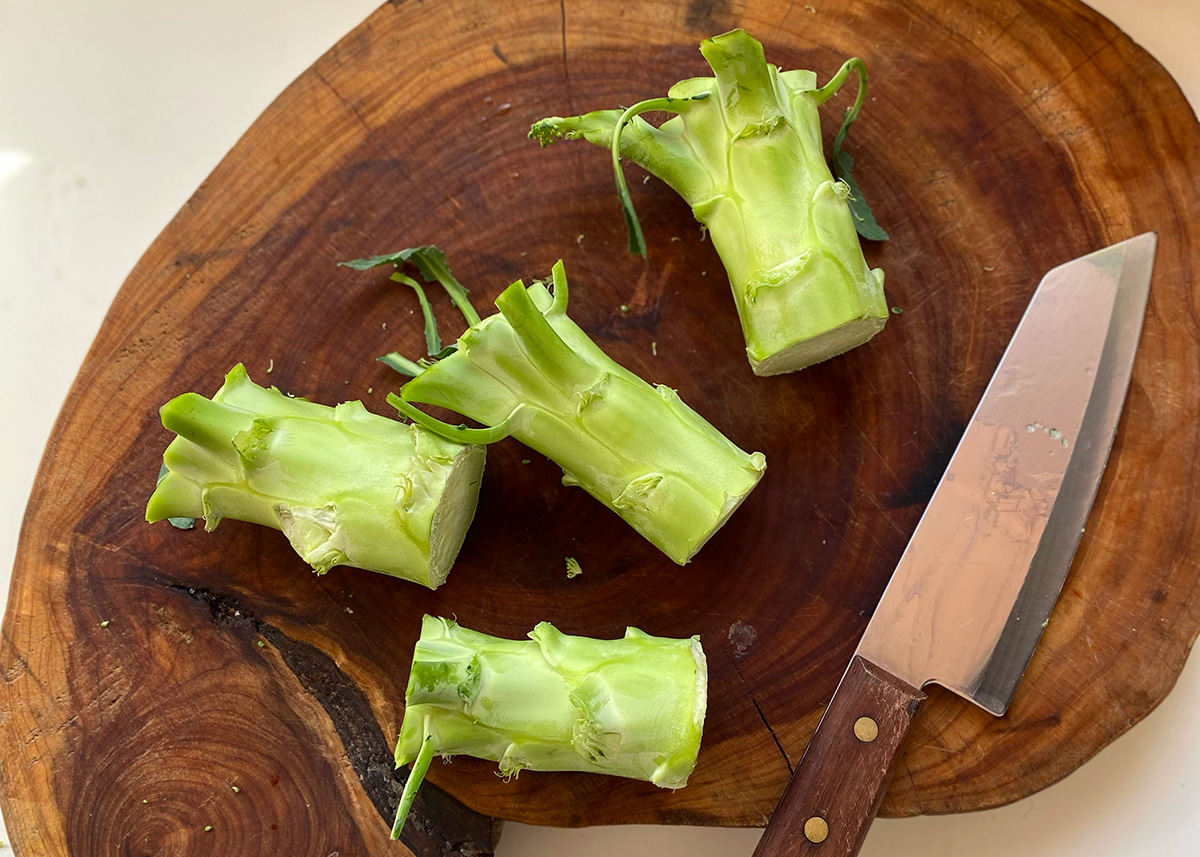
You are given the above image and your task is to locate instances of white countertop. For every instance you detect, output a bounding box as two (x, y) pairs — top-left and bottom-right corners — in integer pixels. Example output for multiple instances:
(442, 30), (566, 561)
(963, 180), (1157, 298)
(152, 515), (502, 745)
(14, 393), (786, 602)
(1, 1), (1196, 854)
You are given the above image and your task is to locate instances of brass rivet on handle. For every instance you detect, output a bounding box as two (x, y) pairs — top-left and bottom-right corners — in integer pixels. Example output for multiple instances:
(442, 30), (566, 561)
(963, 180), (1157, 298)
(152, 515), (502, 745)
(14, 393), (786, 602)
(854, 716), (879, 743)
(804, 816), (829, 844)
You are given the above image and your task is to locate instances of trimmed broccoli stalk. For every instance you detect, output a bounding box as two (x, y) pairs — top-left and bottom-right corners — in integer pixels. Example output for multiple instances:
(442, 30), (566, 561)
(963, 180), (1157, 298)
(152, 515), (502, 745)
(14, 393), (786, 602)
(391, 615), (707, 837)
(529, 29), (889, 376)
(378, 259), (766, 565)
(146, 364), (485, 588)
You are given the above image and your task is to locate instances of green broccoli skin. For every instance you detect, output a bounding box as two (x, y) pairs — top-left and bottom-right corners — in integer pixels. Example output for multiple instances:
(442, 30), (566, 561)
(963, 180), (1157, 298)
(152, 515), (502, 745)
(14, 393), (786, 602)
(389, 261), (766, 566)
(391, 615), (707, 837)
(530, 29), (889, 376)
(146, 364), (485, 588)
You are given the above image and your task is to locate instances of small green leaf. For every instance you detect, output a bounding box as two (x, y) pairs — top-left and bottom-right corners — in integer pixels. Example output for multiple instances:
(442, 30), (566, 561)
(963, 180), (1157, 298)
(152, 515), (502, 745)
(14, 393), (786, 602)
(341, 246), (482, 326)
(834, 148), (889, 241)
(566, 557), (583, 579)
(337, 251), (411, 270)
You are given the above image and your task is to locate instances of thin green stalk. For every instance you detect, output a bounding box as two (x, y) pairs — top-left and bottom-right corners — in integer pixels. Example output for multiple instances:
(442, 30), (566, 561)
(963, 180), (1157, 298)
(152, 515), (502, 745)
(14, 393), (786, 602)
(378, 353), (424, 377)
(391, 715), (434, 839)
(387, 393), (520, 444)
(822, 57), (868, 154)
(409, 248), (482, 327)
(612, 94), (709, 256)
(391, 272), (441, 355)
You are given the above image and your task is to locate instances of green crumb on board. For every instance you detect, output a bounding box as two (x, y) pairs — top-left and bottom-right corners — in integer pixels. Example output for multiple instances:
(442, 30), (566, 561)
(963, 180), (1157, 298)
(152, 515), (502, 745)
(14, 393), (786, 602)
(521, 459), (531, 465)
(890, 306), (903, 314)
(651, 341), (658, 356)
(1042, 619), (1049, 629)
(231, 785), (240, 794)
(204, 825), (213, 832)
(257, 640), (266, 648)
(100, 620), (110, 628)
(620, 304), (629, 313)
(566, 557), (583, 579)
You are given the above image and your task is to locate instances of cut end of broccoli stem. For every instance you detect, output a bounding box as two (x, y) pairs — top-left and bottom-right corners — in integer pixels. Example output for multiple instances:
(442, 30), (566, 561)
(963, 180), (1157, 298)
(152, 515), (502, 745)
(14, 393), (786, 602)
(749, 315), (887, 376)
(427, 444), (486, 588)
(677, 452), (767, 563)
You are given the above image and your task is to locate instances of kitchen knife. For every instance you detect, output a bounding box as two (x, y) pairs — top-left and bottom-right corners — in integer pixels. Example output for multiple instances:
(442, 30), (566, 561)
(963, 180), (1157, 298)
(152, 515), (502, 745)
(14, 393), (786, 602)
(752, 233), (1157, 857)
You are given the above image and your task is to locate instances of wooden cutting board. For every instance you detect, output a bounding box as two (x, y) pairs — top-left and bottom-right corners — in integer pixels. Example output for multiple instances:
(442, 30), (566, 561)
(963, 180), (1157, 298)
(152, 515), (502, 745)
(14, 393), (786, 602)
(2, 0), (1197, 855)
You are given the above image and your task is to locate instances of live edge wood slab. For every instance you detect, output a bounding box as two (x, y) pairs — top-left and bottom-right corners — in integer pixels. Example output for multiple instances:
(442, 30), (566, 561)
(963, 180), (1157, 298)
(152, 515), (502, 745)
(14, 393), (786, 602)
(2, 0), (1198, 855)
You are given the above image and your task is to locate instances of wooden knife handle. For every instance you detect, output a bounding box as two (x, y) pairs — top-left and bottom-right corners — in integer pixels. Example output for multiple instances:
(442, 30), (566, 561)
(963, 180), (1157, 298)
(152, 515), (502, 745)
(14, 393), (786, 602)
(752, 656), (926, 857)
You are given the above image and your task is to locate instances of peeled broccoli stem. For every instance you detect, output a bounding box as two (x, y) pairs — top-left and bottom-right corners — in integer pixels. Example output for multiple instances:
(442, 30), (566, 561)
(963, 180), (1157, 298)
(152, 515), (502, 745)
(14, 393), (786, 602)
(388, 260), (766, 565)
(391, 615), (707, 838)
(530, 29), (888, 376)
(146, 364), (485, 588)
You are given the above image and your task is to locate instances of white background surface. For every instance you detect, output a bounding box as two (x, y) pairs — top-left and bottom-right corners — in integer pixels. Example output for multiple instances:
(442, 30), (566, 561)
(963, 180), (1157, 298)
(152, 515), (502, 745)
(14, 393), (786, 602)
(1, 1), (1197, 854)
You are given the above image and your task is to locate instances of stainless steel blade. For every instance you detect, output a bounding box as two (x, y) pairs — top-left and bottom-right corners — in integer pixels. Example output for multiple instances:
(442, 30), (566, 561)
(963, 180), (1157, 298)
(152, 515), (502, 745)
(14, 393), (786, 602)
(856, 233), (1156, 715)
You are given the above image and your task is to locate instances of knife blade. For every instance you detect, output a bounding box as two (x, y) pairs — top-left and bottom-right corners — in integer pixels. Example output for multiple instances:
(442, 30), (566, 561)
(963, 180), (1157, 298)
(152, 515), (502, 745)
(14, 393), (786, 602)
(752, 232), (1157, 857)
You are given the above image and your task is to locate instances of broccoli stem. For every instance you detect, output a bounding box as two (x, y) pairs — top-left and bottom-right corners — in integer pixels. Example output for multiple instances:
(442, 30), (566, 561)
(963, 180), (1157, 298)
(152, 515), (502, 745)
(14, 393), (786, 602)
(390, 261), (766, 566)
(391, 615), (707, 837)
(146, 364), (486, 588)
(530, 29), (889, 376)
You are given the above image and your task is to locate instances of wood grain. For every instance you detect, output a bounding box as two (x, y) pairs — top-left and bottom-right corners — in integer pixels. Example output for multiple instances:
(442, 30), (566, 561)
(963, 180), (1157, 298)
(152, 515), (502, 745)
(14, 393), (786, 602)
(1, 0), (1198, 852)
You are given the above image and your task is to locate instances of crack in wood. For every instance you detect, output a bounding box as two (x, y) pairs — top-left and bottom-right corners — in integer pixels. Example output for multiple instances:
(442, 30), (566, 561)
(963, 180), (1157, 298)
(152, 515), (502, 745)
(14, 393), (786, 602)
(162, 582), (498, 856)
(725, 648), (793, 776)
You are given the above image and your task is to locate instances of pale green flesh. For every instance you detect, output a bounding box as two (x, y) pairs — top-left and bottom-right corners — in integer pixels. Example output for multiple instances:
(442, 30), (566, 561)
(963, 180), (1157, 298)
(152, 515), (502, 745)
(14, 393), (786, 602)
(395, 616), (707, 805)
(396, 263), (766, 565)
(531, 29), (888, 374)
(146, 364), (485, 588)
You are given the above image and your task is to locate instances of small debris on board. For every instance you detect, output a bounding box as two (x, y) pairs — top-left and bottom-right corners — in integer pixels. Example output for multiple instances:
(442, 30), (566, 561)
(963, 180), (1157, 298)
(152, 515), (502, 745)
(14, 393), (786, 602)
(566, 557), (583, 579)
